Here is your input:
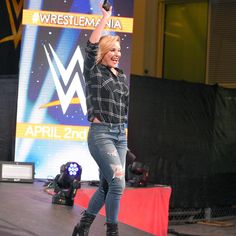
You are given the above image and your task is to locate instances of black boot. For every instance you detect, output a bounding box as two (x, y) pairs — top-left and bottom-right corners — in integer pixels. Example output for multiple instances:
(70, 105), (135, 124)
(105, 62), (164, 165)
(72, 211), (96, 236)
(106, 223), (119, 236)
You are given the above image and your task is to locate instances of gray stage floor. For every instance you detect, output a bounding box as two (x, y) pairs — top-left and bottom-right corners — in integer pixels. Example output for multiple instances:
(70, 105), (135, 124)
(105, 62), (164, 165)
(0, 181), (153, 236)
(0, 180), (235, 236)
(169, 218), (236, 236)
(169, 212), (236, 236)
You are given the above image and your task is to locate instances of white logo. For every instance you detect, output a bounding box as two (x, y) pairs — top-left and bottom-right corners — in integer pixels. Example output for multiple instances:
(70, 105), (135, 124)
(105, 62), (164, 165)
(43, 43), (87, 115)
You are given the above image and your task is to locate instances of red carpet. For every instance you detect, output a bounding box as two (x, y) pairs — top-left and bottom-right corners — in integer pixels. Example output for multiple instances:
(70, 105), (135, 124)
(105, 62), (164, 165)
(74, 186), (171, 236)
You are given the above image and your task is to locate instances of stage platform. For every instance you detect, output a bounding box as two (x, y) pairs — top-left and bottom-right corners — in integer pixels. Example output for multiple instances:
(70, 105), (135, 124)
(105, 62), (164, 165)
(0, 181), (154, 236)
(74, 185), (172, 236)
(0, 180), (235, 236)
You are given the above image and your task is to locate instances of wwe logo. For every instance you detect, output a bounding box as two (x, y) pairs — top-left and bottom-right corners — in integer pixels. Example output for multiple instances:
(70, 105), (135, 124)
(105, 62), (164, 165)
(43, 44), (87, 115)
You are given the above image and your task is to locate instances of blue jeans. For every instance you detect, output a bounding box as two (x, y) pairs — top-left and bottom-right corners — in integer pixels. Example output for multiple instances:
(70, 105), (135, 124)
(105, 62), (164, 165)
(86, 123), (127, 223)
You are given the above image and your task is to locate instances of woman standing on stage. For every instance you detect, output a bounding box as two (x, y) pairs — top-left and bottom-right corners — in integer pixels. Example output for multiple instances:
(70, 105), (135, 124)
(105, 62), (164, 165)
(72, 3), (129, 236)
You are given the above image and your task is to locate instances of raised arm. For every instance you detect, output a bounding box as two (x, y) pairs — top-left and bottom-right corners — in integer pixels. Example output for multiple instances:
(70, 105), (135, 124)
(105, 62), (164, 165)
(89, 4), (112, 43)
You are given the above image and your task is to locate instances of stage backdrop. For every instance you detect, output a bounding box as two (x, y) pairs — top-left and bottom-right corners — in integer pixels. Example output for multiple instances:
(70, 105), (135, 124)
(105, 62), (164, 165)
(15, 0), (133, 180)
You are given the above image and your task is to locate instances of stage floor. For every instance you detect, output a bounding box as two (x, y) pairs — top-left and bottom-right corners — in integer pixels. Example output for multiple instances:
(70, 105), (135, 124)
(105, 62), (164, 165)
(0, 180), (235, 236)
(0, 181), (153, 236)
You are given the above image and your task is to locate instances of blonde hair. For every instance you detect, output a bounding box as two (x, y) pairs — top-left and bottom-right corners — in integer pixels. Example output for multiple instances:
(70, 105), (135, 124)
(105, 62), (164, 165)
(96, 35), (120, 64)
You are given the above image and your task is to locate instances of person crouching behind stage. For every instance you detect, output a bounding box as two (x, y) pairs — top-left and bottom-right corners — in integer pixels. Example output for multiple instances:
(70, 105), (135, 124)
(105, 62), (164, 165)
(72, 3), (129, 236)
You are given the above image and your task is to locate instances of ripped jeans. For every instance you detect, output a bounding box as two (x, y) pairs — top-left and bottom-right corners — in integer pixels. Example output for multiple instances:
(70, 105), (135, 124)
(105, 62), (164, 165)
(86, 123), (127, 223)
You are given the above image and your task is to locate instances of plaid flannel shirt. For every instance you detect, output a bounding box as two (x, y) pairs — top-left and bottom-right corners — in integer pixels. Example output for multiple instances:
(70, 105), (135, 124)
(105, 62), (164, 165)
(83, 40), (129, 124)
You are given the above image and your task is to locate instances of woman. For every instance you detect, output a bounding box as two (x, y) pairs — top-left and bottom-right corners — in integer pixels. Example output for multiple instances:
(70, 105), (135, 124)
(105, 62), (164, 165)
(72, 3), (129, 236)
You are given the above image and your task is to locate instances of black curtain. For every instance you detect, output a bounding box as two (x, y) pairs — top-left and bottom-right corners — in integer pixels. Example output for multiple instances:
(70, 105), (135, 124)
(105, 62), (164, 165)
(128, 75), (236, 208)
(0, 75), (18, 162)
(0, 1), (21, 161)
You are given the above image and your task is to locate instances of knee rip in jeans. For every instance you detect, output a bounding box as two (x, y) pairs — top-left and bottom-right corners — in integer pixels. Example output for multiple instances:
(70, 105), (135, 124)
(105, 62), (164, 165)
(110, 164), (125, 179)
(106, 149), (118, 157)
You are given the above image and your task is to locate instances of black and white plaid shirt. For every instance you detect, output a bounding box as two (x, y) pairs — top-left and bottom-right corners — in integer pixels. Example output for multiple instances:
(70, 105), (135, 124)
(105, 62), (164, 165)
(83, 40), (129, 124)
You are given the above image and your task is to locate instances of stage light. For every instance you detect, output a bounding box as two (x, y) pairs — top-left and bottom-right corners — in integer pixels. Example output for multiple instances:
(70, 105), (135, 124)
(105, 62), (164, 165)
(127, 161), (150, 187)
(125, 149), (136, 181)
(52, 162), (82, 206)
(0, 161), (34, 183)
